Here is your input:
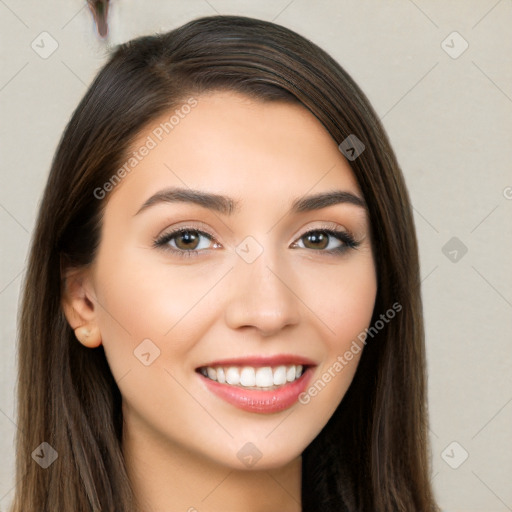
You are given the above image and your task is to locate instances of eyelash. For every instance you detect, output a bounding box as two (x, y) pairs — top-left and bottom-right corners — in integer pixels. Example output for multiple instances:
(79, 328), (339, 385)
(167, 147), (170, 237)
(152, 224), (362, 259)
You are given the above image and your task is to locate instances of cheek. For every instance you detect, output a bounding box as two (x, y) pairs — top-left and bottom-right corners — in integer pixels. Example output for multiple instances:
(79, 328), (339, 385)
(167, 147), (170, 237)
(91, 247), (233, 374)
(295, 252), (377, 346)
(293, 254), (377, 407)
(95, 248), (198, 335)
(90, 250), (218, 426)
(328, 270), (377, 347)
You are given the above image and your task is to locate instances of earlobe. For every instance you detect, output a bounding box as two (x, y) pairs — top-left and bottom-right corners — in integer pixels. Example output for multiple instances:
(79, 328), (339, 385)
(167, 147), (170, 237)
(73, 324), (102, 348)
(61, 263), (103, 348)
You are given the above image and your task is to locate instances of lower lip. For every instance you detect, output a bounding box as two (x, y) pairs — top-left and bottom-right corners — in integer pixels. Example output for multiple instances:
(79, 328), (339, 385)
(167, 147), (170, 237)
(197, 367), (314, 414)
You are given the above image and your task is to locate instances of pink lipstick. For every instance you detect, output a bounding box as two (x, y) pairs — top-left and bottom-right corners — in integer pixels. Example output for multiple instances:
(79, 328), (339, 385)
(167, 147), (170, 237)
(196, 354), (316, 413)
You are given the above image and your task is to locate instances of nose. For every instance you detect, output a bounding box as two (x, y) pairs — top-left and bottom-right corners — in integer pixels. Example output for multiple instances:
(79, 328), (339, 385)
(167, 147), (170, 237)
(224, 248), (302, 337)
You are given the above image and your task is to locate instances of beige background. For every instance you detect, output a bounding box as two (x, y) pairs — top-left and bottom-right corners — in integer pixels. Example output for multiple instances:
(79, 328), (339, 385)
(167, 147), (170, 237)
(1, 1), (511, 510)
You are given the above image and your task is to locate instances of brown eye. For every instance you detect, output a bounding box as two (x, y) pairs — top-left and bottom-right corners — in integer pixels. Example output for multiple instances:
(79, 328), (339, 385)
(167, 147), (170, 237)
(153, 228), (217, 257)
(174, 230), (201, 250)
(301, 231), (330, 250)
(293, 228), (360, 255)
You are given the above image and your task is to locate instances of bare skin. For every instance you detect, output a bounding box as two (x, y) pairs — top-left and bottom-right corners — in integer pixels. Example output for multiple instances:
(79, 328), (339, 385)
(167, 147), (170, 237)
(62, 91), (377, 512)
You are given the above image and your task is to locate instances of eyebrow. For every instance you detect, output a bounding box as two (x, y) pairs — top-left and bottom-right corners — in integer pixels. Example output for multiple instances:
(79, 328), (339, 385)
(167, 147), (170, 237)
(134, 186), (367, 217)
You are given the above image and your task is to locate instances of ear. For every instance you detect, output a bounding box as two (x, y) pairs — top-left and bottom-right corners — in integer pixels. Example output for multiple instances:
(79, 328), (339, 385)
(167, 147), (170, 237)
(60, 259), (102, 348)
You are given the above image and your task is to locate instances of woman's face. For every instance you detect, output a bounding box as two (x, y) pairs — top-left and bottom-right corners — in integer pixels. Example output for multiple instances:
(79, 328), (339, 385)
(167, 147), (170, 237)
(83, 90), (377, 470)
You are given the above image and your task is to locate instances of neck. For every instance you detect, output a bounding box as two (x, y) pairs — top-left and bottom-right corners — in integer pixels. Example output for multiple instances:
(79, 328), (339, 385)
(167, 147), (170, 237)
(122, 413), (302, 512)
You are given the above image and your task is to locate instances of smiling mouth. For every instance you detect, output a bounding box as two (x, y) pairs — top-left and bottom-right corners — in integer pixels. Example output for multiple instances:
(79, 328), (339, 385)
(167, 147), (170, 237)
(196, 364), (309, 391)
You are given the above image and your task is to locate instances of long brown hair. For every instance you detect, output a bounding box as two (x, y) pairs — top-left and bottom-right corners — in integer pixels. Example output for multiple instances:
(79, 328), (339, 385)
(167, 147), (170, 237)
(11, 15), (438, 512)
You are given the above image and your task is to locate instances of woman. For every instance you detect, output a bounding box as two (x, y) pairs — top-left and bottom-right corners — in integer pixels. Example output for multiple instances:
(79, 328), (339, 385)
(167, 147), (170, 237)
(11, 14), (439, 512)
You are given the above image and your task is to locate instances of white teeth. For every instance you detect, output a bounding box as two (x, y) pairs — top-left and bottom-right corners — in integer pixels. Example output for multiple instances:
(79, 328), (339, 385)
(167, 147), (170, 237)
(239, 367), (256, 387)
(273, 365), (287, 386)
(286, 365), (296, 382)
(226, 367), (240, 385)
(199, 364), (306, 388)
(216, 367), (226, 384)
(255, 367), (273, 387)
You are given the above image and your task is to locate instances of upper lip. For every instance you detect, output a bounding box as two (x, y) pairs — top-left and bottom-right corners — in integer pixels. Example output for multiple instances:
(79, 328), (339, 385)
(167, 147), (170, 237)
(196, 354), (317, 369)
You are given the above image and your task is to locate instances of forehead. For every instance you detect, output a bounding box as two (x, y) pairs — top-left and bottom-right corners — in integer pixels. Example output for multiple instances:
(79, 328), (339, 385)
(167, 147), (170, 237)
(105, 90), (363, 214)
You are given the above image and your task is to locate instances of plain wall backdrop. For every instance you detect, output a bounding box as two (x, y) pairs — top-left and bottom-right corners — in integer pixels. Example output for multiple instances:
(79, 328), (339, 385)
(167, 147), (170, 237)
(1, 1), (511, 510)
